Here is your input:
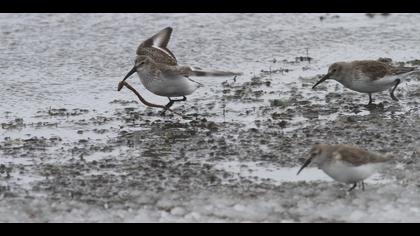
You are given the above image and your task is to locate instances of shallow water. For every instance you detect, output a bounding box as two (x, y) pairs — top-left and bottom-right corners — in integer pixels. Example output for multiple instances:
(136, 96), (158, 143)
(1, 13), (420, 222)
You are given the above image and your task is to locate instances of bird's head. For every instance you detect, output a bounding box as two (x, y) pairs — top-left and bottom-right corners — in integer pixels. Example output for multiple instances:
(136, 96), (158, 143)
(296, 144), (328, 175)
(121, 55), (152, 84)
(313, 62), (345, 89)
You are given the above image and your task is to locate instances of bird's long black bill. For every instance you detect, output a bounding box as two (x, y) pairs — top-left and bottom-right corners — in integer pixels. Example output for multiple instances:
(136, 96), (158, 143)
(123, 66), (137, 82)
(296, 158), (312, 175)
(118, 66), (137, 91)
(312, 74), (330, 89)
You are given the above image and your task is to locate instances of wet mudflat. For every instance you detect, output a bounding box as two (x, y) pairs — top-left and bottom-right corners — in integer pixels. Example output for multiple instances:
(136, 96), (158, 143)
(0, 13), (420, 222)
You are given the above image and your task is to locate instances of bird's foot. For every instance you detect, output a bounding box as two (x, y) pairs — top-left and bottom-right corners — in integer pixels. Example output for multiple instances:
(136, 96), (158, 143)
(364, 103), (377, 109)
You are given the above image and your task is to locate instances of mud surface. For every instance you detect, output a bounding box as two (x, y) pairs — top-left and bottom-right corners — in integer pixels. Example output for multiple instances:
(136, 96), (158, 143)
(1, 13), (420, 222)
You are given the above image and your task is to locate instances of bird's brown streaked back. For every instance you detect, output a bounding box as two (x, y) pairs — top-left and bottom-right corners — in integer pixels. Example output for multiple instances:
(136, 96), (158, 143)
(353, 60), (415, 81)
(331, 144), (390, 166)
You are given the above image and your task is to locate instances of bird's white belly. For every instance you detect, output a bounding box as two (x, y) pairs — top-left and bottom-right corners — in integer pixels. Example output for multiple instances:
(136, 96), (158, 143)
(138, 73), (199, 97)
(320, 161), (381, 183)
(340, 76), (398, 93)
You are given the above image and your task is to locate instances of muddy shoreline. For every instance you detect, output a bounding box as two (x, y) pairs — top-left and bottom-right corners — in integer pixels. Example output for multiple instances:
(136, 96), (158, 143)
(1, 13), (420, 222)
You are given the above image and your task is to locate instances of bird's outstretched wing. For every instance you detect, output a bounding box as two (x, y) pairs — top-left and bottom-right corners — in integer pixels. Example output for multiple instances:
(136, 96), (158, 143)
(137, 27), (177, 64)
(188, 67), (243, 77)
(159, 65), (242, 78)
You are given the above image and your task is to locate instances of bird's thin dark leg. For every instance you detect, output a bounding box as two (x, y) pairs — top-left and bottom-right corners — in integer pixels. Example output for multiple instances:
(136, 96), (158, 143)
(165, 99), (175, 109)
(368, 93), (373, 105)
(160, 96), (187, 115)
(390, 79), (401, 101)
(348, 182), (357, 192)
(362, 181), (365, 191)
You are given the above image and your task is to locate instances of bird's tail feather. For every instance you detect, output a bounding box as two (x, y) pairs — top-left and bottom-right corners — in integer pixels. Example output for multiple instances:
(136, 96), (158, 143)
(190, 67), (242, 77)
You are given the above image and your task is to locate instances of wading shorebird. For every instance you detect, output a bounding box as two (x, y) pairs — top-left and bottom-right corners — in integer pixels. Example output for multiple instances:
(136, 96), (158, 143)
(120, 27), (242, 114)
(297, 144), (391, 191)
(312, 60), (418, 105)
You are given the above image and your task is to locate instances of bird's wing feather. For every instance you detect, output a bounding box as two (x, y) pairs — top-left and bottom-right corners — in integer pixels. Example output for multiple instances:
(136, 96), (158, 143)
(137, 47), (177, 65)
(391, 66), (416, 75)
(157, 65), (192, 78)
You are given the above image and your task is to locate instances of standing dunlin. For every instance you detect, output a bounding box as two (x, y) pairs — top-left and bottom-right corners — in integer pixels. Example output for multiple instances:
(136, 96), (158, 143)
(297, 144), (391, 191)
(313, 60), (417, 105)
